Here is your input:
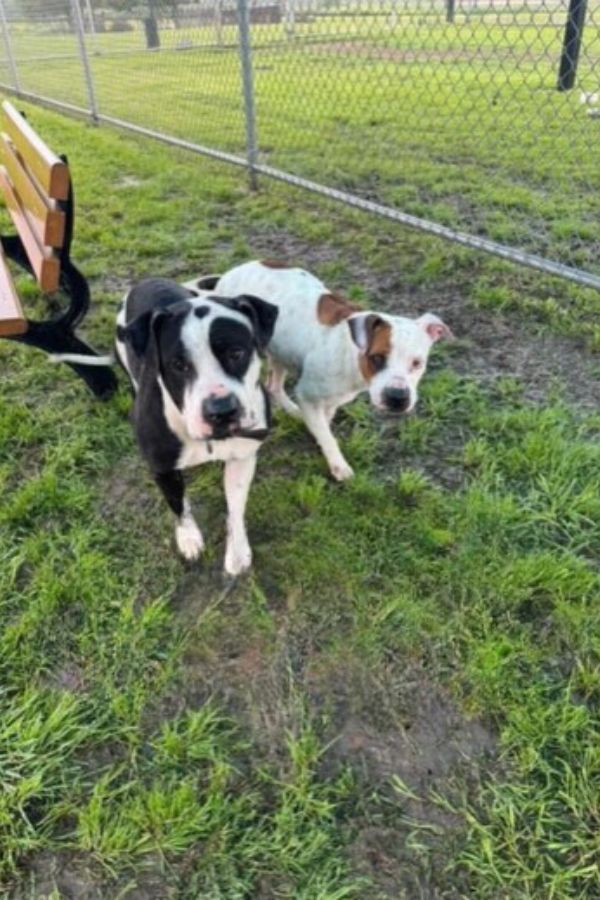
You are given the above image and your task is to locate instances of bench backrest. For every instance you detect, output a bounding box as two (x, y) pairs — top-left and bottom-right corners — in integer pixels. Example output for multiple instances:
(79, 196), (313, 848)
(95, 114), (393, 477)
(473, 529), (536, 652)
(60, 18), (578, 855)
(0, 101), (70, 295)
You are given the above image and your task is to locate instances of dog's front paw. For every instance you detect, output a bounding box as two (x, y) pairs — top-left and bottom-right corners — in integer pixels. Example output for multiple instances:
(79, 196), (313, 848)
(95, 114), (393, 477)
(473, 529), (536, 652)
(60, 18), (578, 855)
(176, 518), (205, 561)
(224, 540), (252, 577)
(330, 460), (354, 481)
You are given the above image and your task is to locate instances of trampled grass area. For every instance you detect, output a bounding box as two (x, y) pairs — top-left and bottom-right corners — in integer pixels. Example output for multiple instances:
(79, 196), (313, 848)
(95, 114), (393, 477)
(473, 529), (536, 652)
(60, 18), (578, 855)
(0, 106), (599, 898)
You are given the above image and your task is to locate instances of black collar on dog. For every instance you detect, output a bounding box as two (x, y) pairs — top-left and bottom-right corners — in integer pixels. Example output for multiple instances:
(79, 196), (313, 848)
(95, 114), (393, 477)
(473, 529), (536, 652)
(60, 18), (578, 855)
(234, 427), (270, 441)
(204, 427), (270, 451)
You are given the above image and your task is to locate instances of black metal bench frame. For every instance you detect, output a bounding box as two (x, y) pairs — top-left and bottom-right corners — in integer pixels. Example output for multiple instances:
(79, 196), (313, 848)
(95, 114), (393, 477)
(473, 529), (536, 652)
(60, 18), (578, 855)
(1, 138), (117, 400)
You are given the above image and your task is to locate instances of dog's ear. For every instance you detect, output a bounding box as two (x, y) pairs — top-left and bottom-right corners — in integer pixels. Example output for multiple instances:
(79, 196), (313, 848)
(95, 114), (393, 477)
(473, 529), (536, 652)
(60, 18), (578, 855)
(417, 313), (454, 343)
(194, 274), (221, 291)
(348, 313), (387, 352)
(229, 294), (279, 354)
(121, 308), (178, 381)
(121, 310), (156, 358)
(122, 300), (192, 363)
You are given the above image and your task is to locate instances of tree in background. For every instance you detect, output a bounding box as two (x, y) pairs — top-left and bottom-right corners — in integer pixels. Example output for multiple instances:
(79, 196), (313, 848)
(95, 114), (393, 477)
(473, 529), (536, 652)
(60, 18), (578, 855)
(105, 1), (183, 47)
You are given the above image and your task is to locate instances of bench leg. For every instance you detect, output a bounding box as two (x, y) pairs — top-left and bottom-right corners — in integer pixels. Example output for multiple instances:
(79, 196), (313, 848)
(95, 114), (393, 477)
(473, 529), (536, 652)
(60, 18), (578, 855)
(11, 321), (118, 400)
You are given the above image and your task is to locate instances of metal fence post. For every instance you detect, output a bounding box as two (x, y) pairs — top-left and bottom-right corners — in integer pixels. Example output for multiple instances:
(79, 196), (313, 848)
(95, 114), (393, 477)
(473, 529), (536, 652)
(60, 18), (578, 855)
(0, 0), (20, 93)
(557, 0), (588, 91)
(83, 0), (97, 48)
(215, 0), (223, 47)
(71, 0), (99, 121)
(236, 0), (259, 190)
(446, 0), (456, 24)
(284, 0), (296, 39)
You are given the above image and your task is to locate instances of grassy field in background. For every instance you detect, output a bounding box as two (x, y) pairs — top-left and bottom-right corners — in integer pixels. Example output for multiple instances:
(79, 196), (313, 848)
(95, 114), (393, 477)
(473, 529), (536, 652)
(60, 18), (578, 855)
(0, 104), (599, 898)
(5, 4), (600, 279)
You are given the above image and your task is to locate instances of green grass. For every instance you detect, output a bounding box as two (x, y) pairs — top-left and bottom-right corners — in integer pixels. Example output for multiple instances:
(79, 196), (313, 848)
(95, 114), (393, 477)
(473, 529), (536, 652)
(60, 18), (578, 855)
(5, 3), (600, 280)
(0, 105), (599, 897)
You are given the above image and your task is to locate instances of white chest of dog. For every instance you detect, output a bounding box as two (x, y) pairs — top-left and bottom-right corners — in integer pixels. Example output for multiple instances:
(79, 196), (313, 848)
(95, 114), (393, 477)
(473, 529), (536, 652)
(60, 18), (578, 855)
(203, 261), (452, 481)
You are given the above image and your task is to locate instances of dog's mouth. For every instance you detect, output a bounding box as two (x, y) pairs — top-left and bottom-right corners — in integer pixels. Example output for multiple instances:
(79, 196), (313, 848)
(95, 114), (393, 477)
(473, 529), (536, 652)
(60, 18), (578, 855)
(209, 421), (240, 440)
(203, 419), (269, 442)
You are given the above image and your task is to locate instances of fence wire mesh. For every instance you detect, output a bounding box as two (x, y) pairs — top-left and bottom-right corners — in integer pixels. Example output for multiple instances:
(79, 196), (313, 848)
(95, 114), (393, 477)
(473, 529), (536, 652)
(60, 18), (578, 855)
(0, 0), (599, 285)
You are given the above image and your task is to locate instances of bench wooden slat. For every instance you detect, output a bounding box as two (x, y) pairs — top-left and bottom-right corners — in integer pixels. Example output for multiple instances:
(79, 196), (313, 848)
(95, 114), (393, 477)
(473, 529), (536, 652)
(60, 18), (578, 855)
(0, 168), (60, 293)
(2, 101), (70, 201)
(0, 245), (27, 337)
(1, 135), (66, 249)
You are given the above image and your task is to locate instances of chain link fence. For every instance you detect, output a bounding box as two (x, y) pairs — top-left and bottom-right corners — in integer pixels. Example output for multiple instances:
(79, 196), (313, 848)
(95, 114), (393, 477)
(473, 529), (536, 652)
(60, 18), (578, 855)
(0, 0), (599, 289)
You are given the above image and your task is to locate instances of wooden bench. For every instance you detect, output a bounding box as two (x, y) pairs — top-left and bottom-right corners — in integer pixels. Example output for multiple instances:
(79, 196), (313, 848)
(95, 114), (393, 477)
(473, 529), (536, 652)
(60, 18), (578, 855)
(0, 100), (116, 398)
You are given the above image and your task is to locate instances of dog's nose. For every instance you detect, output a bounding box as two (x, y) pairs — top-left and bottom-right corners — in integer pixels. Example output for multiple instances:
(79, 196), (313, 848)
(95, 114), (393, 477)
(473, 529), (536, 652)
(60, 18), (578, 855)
(202, 393), (241, 426)
(382, 386), (411, 413)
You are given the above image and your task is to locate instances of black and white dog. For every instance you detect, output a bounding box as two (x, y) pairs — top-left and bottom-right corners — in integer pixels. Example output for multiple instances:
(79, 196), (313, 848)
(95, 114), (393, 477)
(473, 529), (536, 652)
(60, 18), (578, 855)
(115, 278), (278, 576)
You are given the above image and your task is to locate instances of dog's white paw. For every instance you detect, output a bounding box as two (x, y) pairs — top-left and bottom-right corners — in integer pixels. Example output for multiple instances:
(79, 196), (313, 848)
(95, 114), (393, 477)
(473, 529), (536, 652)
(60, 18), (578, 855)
(224, 540), (252, 577)
(176, 518), (205, 561)
(330, 460), (354, 481)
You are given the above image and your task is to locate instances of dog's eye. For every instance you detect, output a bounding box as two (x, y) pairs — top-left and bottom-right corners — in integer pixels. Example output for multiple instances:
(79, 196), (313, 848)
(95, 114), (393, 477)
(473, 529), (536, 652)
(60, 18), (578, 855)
(171, 356), (191, 374)
(227, 347), (246, 364)
(411, 358), (423, 372)
(369, 353), (386, 372)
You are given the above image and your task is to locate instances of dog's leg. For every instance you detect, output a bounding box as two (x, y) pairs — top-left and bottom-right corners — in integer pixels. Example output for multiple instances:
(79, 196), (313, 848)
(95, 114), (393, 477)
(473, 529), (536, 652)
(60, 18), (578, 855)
(324, 401), (339, 424)
(154, 470), (204, 561)
(223, 455), (257, 576)
(297, 399), (354, 481)
(267, 358), (301, 419)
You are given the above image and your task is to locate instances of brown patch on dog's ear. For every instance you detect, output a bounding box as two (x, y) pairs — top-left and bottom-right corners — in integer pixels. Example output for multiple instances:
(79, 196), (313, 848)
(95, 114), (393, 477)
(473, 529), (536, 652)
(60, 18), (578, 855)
(261, 259), (292, 269)
(348, 314), (392, 381)
(317, 292), (361, 326)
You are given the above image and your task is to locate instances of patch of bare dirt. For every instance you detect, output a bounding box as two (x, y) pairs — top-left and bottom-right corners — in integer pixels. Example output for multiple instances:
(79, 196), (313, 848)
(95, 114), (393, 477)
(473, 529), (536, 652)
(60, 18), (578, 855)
(305, 655), (496, 794)
(306, 659), (495, 899)
(328, 689), (493, 794)
(49, 664), (86, 694)
(9, 852), (104, 900)
(8, 851), (174, 900)
(92, 272), (132, 298)
(97, 457), (147, 522)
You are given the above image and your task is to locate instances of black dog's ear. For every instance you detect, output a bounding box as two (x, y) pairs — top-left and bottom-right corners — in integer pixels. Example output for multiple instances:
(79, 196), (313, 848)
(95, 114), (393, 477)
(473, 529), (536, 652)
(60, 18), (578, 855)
(215, 294), (278, 354)
(121, 309), (171, 361)
(121, 307), (177, 375)
(121, 311), (155, 358)
(194, 274), (221, 291)
(122, 299), (192, 361)
(231, 294), (279, 353)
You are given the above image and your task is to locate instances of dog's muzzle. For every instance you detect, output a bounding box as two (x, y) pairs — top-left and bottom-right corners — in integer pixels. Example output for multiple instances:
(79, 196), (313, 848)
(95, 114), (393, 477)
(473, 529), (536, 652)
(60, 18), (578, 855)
(202, 393), (242, 436)
(381, 386), (411, 413)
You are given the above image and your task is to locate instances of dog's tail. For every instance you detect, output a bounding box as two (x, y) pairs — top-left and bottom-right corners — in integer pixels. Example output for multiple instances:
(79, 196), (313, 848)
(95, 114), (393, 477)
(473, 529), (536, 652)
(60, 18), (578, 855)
(49, 353), (116, 366)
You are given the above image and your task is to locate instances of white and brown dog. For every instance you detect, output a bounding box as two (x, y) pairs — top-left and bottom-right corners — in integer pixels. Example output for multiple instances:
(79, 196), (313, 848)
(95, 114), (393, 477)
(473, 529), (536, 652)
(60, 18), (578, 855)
(189, 261), (452, 481)
(115, 278), (278, 575)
